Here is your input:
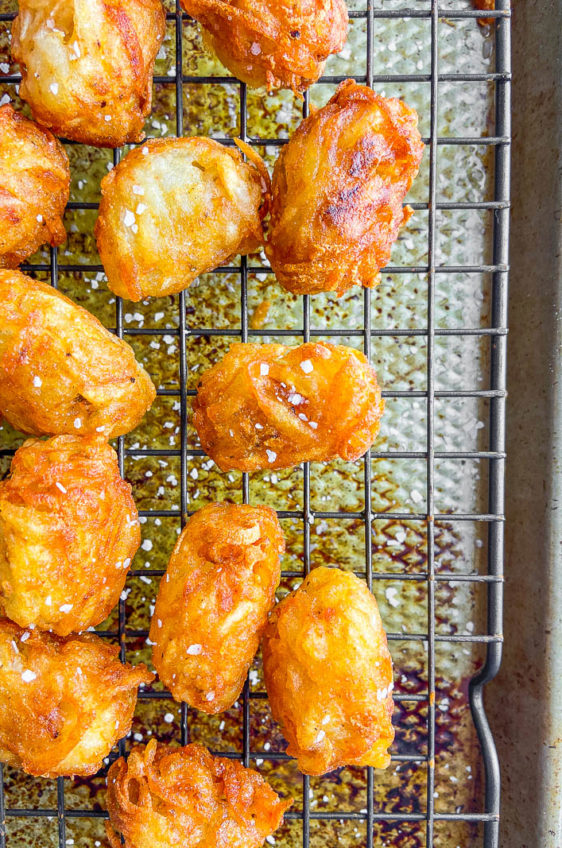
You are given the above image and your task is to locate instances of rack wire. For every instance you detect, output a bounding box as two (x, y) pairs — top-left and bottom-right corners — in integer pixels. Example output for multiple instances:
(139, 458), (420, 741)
(0, 1), (510, 846)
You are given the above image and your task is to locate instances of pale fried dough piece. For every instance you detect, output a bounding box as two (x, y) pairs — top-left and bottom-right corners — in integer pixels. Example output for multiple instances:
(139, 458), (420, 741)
(106, 740), (291, 848)
(150, 502), (284, 713)
(11, 0), (165, 147)
(192, 341), (384, 472)
(0, 104), (69, 269)
(180, 0), (348, 92)
(0, 619), (153, 777)
(262, 566), (395, 775)
(0, 435), (140, 636)
(94, 137), (269, 301)
(0, 270), (155, 438)
(265, 79), (424, 295)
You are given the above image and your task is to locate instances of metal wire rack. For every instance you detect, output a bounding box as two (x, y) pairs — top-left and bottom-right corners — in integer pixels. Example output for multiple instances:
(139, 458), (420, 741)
(0, 0), (510, 846)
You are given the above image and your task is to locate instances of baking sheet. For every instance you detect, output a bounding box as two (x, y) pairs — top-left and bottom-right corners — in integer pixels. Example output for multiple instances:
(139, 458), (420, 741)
(0, 1), (504, 845)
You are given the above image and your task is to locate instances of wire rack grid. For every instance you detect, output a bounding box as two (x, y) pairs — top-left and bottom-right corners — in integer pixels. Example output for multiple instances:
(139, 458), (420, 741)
(0, 0), (510, 847)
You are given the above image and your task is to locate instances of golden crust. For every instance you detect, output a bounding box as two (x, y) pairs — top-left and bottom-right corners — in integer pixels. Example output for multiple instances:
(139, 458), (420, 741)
(94, 137), (268, 301)
(150, 502), (284, 713)
(106, 740), (291, 848)
(262, 566), (395, 775)
(0, 435), (140, 636)
(265, 79), (424, 295)
(180, 0), (348, 92)
(0, 269), (156, 438)
(193, 341), (384, 472)
(11, 0), (166, 147)
(474, 0), (498, 25)
(0, 104), (69, 269)
(0, 619), (153, 777)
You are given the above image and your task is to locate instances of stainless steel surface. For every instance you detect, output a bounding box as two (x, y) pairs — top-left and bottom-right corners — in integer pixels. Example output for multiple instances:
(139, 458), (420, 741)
(0, 1), (513, 846)
(488, 1), (562, 845)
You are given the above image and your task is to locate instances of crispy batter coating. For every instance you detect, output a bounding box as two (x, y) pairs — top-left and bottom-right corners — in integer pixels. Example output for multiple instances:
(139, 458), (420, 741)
(474, 0), (498, 25)
(94, 137), (269, 301)
(106, 740), (291, 848)
(11, 0), (166, 147)
(150, 502), (284, 713)
(0, 435), (140, 636)
(0, 104), (69, 269)
(180, 0), (348, 92)
(0, 619), (153, 777)
(265, 79), (424, 295)
(0, 270), (156, 437)
(262, 566), (395, 775)
(193, 341), (384, 472)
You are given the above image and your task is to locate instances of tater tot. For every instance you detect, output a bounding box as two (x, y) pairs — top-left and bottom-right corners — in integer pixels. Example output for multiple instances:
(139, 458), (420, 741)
(0, 619), (153, 777)
(193, 341), (384, 472)
(0, 270), (155, 437)
(94, 137), (269, 301)
(0, 103), (69, 269)
(262, 566), (395, 775)
(0, 435), (140, 636)
(106, 740), (291, 848)
(150, 502), (284, 713)
(266, 79), (424, 295)
(11, 0), (166, 147)
(180, 0), (348, 92)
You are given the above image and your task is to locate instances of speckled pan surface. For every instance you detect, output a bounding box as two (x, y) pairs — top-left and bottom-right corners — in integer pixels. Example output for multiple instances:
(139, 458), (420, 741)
(0, 1), (504, 846)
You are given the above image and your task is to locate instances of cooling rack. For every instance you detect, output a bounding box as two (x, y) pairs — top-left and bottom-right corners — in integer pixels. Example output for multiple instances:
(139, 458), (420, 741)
(0, 0), (510, 846)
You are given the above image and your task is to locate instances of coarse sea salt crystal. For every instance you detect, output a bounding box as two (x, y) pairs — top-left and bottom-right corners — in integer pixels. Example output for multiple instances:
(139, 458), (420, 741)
(33, 376), (42, 387)
(266, 449), (277, 463)
(186, 644), (202, 655)
(21, 669), (37, 682)
(49, 82), (59, 95)
(123, 210), (136, 227)
(300, 359), (313, 373)
(260, 362), (269, 376)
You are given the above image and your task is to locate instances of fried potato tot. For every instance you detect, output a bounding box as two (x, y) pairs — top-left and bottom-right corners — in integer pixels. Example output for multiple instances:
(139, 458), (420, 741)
(0, 270), (155, 437)
(474, 0), (499, 25)
(0, 619), (153, 777)
(11, 0), (165, 147)
(106, 740), (291, 848)
(0, 435), (140, 636)
(0, 104), (69, 269)
(262, 566), (394, 775)
(94, 137), (268, 301)
(193, 341), (384, 472)
(265, 79), (424, 295)
(180, 0), (348, 93)
(150, 502), (284, 713)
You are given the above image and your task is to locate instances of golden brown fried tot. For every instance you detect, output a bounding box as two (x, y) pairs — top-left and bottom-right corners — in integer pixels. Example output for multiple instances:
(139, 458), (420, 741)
(0, 270), (155, 437)
(106, 740), (291, 848)
(11, 0), (166, 147)
(150, 502), (284, 713)
(474, 0), (502, 25)
(0, 435), (140, 636)
(262, 566), (395, 775)
(0, 619), (153, 777)
(193, 341), (384, 472)
(180, 0), (348, 92)
(0, 104), (69, 269)
(94, 137), (268, 301)
(266, 79), (424, 295)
